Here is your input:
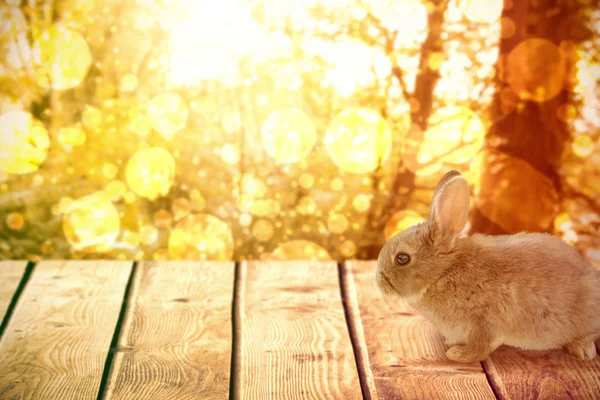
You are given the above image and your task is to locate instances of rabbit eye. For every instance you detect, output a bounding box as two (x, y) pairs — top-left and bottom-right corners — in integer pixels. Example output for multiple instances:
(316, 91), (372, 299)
(395, 253), (410, 266)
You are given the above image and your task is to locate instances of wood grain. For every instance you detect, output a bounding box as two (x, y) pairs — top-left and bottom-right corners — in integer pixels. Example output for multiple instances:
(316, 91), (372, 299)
(235, 261), (361, 399)
(0, 261), (28, 325)
(103, 261), (234, 400)
(0, 260), (132, 400)
(484, 347), (600, 400)
(343, 261), (496, 399)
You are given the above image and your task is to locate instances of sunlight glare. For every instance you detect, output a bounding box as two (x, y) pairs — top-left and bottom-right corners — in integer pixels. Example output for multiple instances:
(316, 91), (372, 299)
(167, 0), (266, 85)
(367, 0), (428, 47)
(312, 39), (391, 96)
(461, 0), (503, 24)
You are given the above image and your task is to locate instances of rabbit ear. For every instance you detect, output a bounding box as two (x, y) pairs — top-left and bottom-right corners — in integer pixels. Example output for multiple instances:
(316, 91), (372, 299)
(429, 170), (462, 221)
(430, 173), (470, 238)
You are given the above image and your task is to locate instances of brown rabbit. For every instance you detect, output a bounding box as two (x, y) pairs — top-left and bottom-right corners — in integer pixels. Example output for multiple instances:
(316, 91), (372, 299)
(376, 170), (600, 363)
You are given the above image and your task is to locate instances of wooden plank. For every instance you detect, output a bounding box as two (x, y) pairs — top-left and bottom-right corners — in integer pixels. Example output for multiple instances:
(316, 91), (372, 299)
(235, 261), (361, 399)
(484, 347), (600, 399)
(0, 261), (28, 325)
(0, 260), (132, 400)
(103, 261), (234, 400)
(343, 261), (496, 399)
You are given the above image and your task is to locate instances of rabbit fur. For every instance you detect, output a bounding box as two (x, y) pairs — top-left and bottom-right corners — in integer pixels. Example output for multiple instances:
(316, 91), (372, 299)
(375, 170), (600, 363)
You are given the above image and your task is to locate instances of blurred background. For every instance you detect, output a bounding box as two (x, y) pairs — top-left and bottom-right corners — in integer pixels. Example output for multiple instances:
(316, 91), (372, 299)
(0, 0), (598, 262)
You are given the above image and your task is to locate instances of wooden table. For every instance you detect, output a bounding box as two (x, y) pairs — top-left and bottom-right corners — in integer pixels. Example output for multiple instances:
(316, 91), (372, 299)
(1, 260), (599, 399)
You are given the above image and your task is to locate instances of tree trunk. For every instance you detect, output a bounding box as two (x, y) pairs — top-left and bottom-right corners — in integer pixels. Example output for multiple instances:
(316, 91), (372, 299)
(359, 0), (449, 258)
(469, 0), (593, 235)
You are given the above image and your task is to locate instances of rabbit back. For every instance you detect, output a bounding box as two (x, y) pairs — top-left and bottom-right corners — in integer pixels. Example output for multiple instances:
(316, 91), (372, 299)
(419, 232), (600, 350)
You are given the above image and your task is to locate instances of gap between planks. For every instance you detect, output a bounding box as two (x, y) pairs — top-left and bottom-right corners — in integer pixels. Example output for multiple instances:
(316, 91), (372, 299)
(96, 261), (139, 400)
(481, 360), (501, 400)
(338, 262), (378, 400)
(0, 261), (36, 340)
(231, 261), (244, 400)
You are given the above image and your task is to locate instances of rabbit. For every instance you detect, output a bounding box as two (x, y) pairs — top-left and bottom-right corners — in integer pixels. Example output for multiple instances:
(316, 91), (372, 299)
(375, 170), (600, 363)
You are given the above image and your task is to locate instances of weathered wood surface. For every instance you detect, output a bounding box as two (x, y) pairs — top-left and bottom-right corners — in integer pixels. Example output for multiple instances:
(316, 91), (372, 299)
(1, 259), (599, 399)
(103, 261), (234, 400)
(0, 261), (28, 325)
(484, 347), (600, 400)
(342, 261), (496, 399)
(235, 261), (361, 399)
(0, 261), (132, 400)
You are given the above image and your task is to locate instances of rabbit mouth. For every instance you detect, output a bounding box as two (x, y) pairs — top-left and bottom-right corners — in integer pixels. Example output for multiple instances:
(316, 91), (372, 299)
(378, 271), (398, 295)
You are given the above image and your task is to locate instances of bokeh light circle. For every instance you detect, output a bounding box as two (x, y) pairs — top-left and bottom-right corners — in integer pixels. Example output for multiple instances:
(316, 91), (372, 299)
(261, 107), (317, 164)
(252, 219), (274, 242)
(0, 111), (50, 174)
(296, 196), (317, 215)
(103, 164), (118, 179)
(168, 213), (234, 260)
(237, 174), (267, 213)
(190, 189), (206, 211)
(353, 194), (372, 212)
(58, 126), (86, 147)
(384, 210), (425, 240)
(239, 213), (252, 227)
(62, 193), (120, 253)
(507, 38), (565, 102)
(325, 108), (392, 173)
(6, 213), (25, 231)
(125, 147), (176, 200)
(328, 212), (349, 234)
(340, 240), (357, 258)
(557, 103), (577, 123)
(105, 181), (127, 202)
(33, 25), (92, 90)
(573, 135), (594, 158)
(221, 144), (240, 165)
(81, 106), (102, 130)
(148, 92), (189, 140)
(500, 17), (516, 39)
(471, 149), (558, 233)
(402, 107), (485, 176)
(41, 240), (54, 255)
(251, 199), (280, 217)
(298, 173), (314, 189)
(120, 74), (139, 93)
(271, 240), (332, 261)
(139, 225), (159, 245)
(331, 178), (344, 191)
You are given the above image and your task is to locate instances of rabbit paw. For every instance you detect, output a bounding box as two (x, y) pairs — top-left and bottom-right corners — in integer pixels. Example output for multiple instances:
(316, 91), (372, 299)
(564, 341), (597, 361)
(446, 345), (489, 363)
